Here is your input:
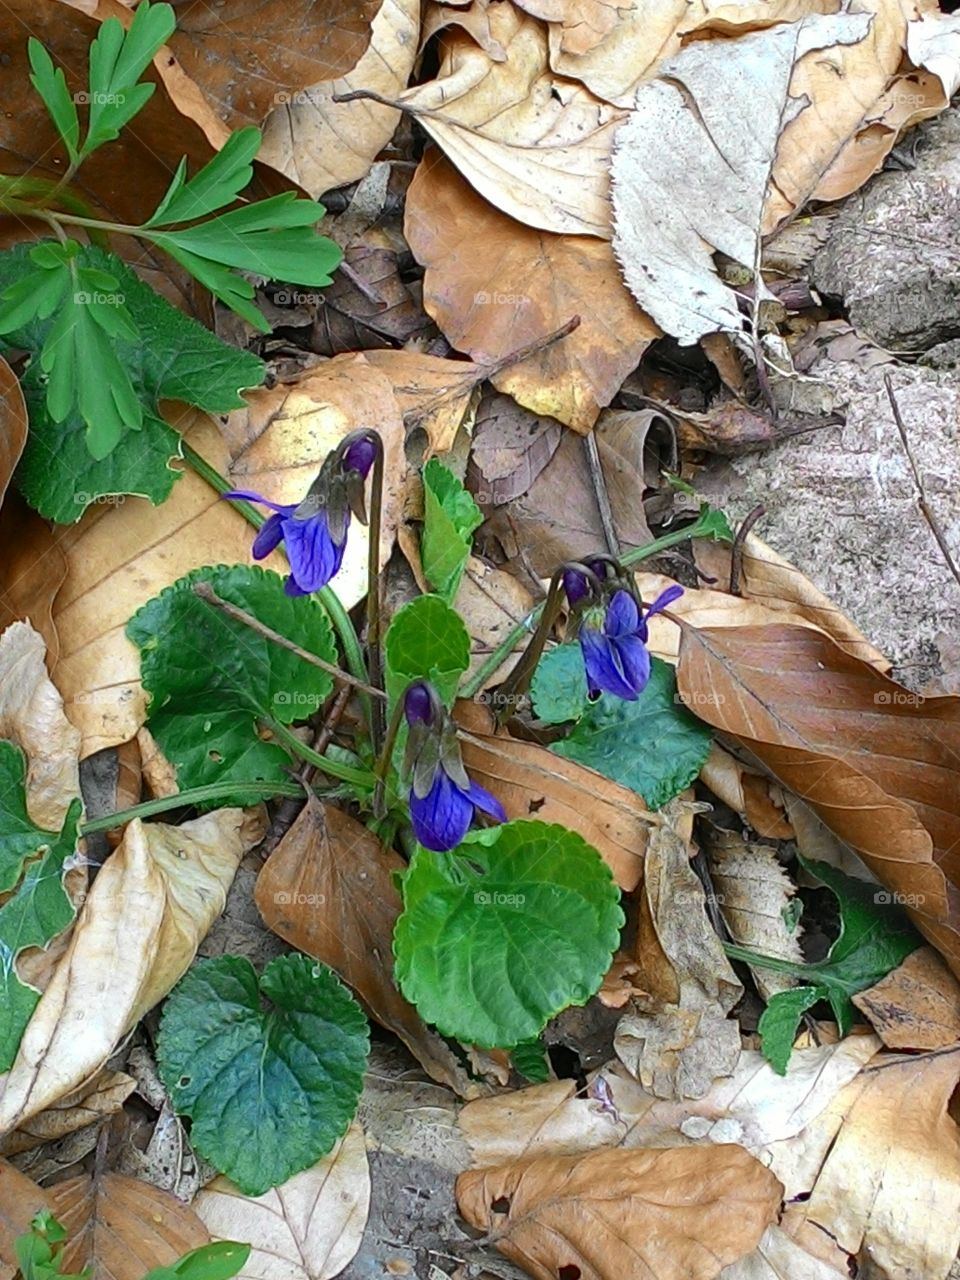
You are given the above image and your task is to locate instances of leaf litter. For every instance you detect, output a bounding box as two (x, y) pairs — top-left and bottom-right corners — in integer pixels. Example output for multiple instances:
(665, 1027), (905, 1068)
(1, 2), (960, 1279)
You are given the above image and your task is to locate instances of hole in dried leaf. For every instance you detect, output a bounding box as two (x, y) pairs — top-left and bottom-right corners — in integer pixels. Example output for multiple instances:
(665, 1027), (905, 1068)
(558, 1266), (581, 1280)
(491, 1196), (511, 1214)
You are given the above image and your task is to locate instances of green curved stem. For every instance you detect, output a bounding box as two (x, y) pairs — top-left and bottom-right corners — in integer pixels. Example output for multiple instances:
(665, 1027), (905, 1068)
(267, 719), (374, 789)
(78, 779), (305, 835)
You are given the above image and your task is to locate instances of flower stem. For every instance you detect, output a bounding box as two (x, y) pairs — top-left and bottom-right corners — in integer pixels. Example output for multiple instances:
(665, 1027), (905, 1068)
(459, 508), (723, 698)
(179, 441), (371, 693)
(78, 779), (306, 835)
(266, 718), (374, 789)
(366, 440), (386, 750)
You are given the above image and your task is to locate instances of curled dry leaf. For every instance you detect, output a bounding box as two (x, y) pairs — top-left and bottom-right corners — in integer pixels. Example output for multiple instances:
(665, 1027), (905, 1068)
(456, 699), (654, 892)
(675, 623), (960, 975)
(398, 4), (625, 237)
(611, 9), (902, 343)
(49, 1172), (210, 1280)
(617, 804), (743, 1099)
(699, 744), (793, 840)
(167, 0), (380, 131)
(407, 152), (657, 432)
(456, 1144), (783, 1280)
(422, 0), (508, 61)
(255, 798), (479, 1097)
(704, 826), (804, 998)
(195, 1123), (370, 1280)
(259, 0), (420, 196)
(0, 622), (80, 830)
(0, 494), (68, 667)
(0, 1071), (135, 1159)
(908, 11), (960, 100)
(851, 947), (960, 1050)
(53, 355), (405, 757)
(0, 808), (266, 1133)
(785, 1049), (960, 1280)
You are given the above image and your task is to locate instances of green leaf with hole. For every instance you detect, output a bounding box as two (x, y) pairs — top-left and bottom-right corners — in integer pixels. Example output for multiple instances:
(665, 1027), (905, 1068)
(0, 746), (81, 1071)
(157, 953), (369, 1196)
(421, 459), (482, 602)
(394, 820), (623, 1047)
(534, 652), (711, 809)
(726, 857), (924, 1074)
(0, 242), (263, 520)
(127, 565), (335, 802)
(384, 593), (470, 709)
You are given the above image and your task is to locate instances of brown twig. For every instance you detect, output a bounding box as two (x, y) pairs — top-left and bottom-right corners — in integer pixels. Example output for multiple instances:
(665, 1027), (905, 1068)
(729, 504), (765, 596)
(583, 431), (620, 556)
(884, 375), (960, 592)
(192, 582), (387, 700)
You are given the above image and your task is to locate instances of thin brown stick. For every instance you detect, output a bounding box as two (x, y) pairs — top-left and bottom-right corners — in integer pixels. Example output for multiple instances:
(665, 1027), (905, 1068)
(192, 582), (387, 700)
(729, 504), (765, 596)
(583, 431), (620, 556)
(884, 374), (960, 592)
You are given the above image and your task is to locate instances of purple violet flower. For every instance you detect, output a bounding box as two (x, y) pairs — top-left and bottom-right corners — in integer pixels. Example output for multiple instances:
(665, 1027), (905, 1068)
(404, 681), (506, 852)
(224, 430), (379, 596)
(566, 577), (684, 701)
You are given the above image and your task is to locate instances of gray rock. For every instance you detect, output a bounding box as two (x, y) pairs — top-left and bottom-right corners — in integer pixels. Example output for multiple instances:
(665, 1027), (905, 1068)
(811, 107), (960, 352)
(698, 359), (960, 689)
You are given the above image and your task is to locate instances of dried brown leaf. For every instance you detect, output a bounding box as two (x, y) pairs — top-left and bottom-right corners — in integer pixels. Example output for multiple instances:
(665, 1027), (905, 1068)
(407, 151), (657, 431)
(456, 700), (654, 891)
(852, 947), (960, 1050)
(167, 0), (380, 132)
(456, 1144), (783, 1280)
(0, 1160), (53, 1278)
(675, 623), (960, 974)
(0, 1072), (135, 1159)
(0, 494), (68, 667)
(0, 356), (26, 508)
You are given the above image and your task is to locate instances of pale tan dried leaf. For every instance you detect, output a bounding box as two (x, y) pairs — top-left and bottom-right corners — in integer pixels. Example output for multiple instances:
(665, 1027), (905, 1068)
(53, 360), (404, 757)
(456, 700), (654, 892)
(612, 11), (890, 342)
(456, 1144), (783, 1280)
(49, 1172), (210, 1280)
(167, 0), (380, 131)
(0, 1072), (135, 1158)
(699, 744), (793, 839)
(719, 1224), (850, 1279)
(793, 1050), (960, 1280)
(459, 558), (536, 691)
(259, 0), (420, 196)
(0, 809), (266, 1133)
(617, 805), (742, 1099)
(705, 827), (804, 998)
(460, 1080), (619, 1167)
(136, 728), (178, 800)
(363, 347), (483, 455)
(518, 0), (840, 104)
(852, 947), (960, 1050)
(195, 1124), (370, 1280)
(0, 622), (80, 830)
(255, 799), (479, 1097)
(406, 151), (657, 431)
(399, 4), (625, 237)
(422, 0), (507, 60)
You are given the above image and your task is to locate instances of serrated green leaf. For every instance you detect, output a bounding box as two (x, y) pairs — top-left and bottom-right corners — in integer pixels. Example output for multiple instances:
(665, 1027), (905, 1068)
(82, 3), (176, 158)
(145, 128), (261, 227)
(157, 953), (369, 1196)
(421, 458), (482, 602)
(384, 594), (471, 709)
(142, 1241), (251, 1280)
(530, 644), (588, 724)
(127, 564), (336, 802)
(543, 656), (712, 809)
(394, 820), (624, 1047)
(28, 39), (79, 164)
(0, 775), (81, 1072)
(727, 857), (924, 1074)
(0, 242), (264, 521)
(757, 985), (821, 1075)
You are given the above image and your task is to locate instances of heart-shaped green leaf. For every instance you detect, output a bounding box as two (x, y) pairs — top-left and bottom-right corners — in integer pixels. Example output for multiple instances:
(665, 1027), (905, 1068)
(394, 819), (624, 1047)
(157, 953), (369, 1196)
(384, 593), (470, 709)
(128, 564), (336, 802)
